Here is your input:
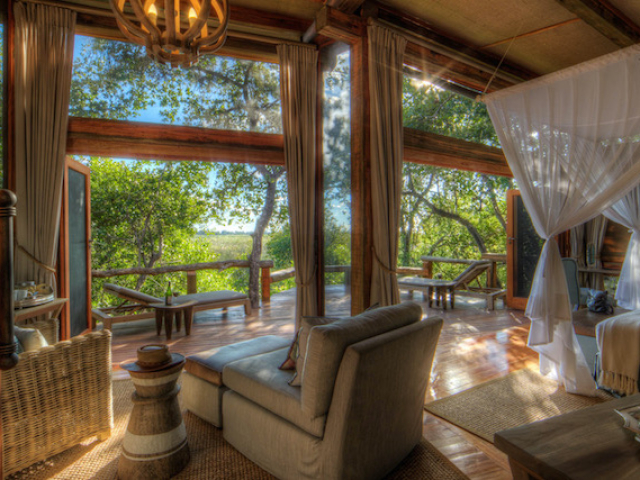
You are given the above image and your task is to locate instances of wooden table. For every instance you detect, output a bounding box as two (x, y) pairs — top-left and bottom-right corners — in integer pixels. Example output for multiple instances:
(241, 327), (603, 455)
(495, 394), (640, 480)
(150, 300), (197, 340)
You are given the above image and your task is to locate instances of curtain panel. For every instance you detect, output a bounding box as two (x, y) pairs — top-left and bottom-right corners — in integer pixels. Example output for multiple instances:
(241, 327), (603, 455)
(14, 3), (76, 287)
(605, 186), (640, 310)
(485, 43), (640, 395)
(277, 44), (318, 329)
(368, 24), (406, 307)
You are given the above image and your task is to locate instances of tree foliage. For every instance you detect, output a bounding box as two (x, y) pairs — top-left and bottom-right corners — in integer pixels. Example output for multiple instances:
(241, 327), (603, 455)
(70, 37), (288, 304)
(71, 34), (512, 305)
(401, 78), (511, 281)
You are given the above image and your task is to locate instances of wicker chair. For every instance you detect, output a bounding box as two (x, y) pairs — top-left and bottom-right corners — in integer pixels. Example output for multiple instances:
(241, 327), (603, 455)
(1, 318), (113, 476)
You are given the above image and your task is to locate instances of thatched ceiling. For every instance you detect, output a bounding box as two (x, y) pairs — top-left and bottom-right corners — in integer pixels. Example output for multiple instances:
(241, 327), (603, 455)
(53, 0), (640, 91)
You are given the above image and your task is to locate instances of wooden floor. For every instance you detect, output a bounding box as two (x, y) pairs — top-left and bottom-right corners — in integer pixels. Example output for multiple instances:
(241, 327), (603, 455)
(109, 286), (538, 479)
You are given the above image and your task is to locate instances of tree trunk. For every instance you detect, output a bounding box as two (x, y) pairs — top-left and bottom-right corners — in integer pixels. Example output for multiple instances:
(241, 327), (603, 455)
(248, 166), (284, 307)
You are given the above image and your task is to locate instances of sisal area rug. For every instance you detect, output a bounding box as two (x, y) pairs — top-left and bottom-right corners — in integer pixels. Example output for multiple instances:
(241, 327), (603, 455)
(425, 368), (613, 443)
(9, 379), (468, 480)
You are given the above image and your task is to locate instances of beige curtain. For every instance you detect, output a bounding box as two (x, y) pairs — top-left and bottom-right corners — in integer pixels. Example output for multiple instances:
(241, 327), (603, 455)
(278, 44), (318, 329)
(368, 24), (406, 307)
(14, 3), (75, 287)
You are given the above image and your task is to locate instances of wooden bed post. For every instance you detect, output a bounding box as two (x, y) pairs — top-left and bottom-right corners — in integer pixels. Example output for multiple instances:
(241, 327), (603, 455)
(0, 189), (19, 480)
(0, 190), (18, 368)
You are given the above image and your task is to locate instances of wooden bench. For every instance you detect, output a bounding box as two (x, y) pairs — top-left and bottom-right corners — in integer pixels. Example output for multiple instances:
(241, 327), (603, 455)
(94, 284), (252, 331)
(398, 261), (505, 310)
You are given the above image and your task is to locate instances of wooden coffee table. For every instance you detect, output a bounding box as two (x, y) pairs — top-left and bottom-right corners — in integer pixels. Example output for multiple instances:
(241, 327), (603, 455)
(150, 300), (197, 340)
(495, 394), (640, 479)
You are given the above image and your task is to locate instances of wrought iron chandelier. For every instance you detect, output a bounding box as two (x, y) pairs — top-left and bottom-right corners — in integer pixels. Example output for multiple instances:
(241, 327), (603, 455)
(109, 0), (229, 67)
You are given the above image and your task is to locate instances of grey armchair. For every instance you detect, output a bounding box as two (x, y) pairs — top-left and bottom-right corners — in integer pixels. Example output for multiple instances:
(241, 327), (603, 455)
(220, 302), (443, 480)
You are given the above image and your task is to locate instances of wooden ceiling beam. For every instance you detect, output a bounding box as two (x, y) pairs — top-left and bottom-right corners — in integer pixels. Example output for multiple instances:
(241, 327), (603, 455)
(404, 128), (512, 177)
(304, 0), (366, 43)
(66, 118), (285, 165)
(228, 5), (311, 34)
(555, 0), (640, 47)
(310, 6), (366, 44)
(325, 0), (367, 15)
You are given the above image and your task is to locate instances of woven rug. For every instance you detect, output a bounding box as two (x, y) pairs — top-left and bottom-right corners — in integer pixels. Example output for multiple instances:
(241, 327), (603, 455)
(9, 379), (467, 480)
(425, 368), (613, 443)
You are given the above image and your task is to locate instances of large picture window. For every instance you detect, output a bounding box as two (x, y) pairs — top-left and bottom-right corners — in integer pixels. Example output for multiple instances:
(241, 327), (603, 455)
(71, 35), (281, 133)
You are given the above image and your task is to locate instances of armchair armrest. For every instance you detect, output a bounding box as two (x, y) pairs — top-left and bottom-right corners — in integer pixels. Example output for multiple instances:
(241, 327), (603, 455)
(1, 330), (113, 476)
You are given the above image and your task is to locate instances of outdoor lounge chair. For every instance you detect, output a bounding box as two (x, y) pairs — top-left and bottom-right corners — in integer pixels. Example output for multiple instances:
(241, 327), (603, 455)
(93, 282), (252, 331)
(398, 260), (505, 310)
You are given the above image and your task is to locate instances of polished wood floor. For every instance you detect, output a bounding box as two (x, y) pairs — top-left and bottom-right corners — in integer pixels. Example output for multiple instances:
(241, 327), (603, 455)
(109, 286), (538, 479)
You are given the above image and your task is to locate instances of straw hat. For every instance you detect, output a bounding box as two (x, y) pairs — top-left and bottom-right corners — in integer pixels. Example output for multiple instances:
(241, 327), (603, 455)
(120, 344), (184, 373)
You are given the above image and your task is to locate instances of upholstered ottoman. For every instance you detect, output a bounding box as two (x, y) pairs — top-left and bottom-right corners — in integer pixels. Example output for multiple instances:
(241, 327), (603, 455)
(181, 335), (290, 427)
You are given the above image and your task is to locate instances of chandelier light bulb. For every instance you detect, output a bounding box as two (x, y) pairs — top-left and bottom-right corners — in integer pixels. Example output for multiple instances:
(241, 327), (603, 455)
(109, 0), (229, 67)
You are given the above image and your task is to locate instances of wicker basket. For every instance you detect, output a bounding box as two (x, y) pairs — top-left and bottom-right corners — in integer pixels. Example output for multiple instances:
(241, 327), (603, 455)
(1, 323), (113, 476)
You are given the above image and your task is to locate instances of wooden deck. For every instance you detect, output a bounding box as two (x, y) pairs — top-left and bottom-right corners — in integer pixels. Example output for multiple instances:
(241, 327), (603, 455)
(109, 285), (537, 479)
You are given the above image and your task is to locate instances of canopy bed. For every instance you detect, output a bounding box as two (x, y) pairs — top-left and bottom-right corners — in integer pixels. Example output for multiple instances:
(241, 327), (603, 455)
(485, 43), (640, 395)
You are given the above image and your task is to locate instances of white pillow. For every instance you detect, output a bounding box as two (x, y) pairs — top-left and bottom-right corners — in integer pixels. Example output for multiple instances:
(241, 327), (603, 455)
(14, 325), (49, 352)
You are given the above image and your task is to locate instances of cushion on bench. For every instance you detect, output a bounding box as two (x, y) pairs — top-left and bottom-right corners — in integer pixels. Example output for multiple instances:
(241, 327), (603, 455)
(184, 335), (290, 386)
(175, 290), (248, 304)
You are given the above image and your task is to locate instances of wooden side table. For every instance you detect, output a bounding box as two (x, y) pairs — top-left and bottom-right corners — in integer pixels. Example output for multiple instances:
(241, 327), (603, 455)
(119, 345), (189, 479)
(150, 300), (197, 340)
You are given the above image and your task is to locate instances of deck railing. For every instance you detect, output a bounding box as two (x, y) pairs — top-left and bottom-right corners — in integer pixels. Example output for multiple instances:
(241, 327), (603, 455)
(92, 255), (505, 303)
(92, 260), (274, 302)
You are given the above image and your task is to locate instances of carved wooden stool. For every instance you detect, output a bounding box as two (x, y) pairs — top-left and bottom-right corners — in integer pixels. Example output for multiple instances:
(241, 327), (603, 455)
(118, 345), (189, 479)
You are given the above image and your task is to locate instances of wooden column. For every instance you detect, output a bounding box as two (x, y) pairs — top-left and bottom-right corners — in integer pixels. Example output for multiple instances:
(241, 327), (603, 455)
(350, 35), (372, 315)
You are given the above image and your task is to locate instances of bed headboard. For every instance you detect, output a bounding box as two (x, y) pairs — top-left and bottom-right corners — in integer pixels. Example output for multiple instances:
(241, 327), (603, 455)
(0, 189), (18, 370)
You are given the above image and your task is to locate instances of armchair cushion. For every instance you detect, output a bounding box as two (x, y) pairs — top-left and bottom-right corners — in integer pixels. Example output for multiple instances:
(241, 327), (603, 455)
(302, 302), (423, 417)
(184, 335), (290, 386)
(14, 325), (48, 352)
(224, 348), (327, 437)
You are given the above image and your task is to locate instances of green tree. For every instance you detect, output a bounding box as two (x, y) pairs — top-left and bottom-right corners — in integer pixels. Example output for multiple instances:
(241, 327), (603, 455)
(90, 158), (214, 293)
(400, 77), (511, 279)
(71, 37), (288, 304)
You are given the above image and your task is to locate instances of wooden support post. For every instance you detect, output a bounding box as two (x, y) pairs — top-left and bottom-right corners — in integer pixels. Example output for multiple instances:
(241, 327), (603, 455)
(422, 260), (433, 279)
(186, 271), (197, 294)
(261, 266), (271, 303)
(350, 35), (372, 315)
